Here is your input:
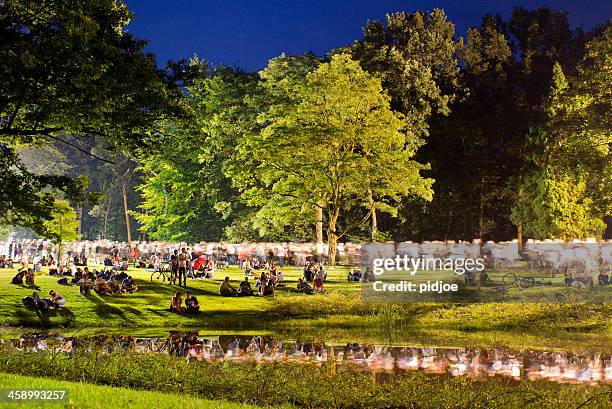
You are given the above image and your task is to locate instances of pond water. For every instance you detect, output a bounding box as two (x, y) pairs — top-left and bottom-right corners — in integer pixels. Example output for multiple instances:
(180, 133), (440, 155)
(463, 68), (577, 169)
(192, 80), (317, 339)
(3, 332), (610, 385)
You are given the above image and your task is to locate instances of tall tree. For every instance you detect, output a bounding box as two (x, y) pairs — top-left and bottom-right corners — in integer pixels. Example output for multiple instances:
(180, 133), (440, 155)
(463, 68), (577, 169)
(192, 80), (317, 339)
(232, 54), (432, 262)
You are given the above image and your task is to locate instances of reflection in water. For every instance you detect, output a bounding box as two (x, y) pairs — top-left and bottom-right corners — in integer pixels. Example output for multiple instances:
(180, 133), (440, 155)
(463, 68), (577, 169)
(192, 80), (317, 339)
(4, 333), (611, 385)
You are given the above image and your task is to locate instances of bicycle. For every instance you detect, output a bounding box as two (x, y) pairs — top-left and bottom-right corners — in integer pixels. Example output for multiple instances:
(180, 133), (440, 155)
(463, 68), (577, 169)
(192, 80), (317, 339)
(570, 280), (589, 290)
(502, 272), (537, 288)
(150, 263), (172, 284)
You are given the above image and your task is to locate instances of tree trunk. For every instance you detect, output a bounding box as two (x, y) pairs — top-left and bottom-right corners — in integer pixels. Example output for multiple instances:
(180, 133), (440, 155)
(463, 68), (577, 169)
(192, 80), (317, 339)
(315, 205), (324, 244)
(327, 207), (340, 266)
(122, 182), (132, 244)
(518, 223), (523, 257)
(103, 198), (111, 240)
(478, 176), (485, 242)
(371, 208), (378, 241)
(517, 186), (524, 257)
(76, 205), (83, 239)
(368, 188), (377, 241)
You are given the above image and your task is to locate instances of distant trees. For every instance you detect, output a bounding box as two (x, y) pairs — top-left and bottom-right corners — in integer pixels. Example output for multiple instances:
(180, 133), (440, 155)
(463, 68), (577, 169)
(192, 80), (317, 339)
(43, 200), (79, 259)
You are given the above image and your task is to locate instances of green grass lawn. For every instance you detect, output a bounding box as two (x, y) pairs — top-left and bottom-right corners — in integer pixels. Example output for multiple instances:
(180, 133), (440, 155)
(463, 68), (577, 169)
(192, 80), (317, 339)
(0, 265), (610, 350)
(0, 373), (277, 409)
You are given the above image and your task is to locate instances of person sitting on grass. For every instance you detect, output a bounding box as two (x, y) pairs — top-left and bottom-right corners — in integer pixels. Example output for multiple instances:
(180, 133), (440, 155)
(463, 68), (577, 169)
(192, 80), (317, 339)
(71, 268), (83, 285)
(314, 262), (327, 281)
(313, 269), (325, 292)
(184, 292), (200, 313)
(170, 292), (184, 313)
(219, 277), (237, 296)
(48, 290), (66, 310)
(108, 273), (123, 293)
(348, 269), (363, 282)
(78, 274), (93, 296)
(276, 269), (284, 285)
(238, 277), (253, 296)
(48, 260), (59, 276)
(11, 270), (25, 285)
(94, 276), (112, 295)
(121, 275), (138, 293)
(261, 277), (275, 297)
(25, 268), (35, 287)
(297, 278), (314, 295)
(598, 273), (609, 286)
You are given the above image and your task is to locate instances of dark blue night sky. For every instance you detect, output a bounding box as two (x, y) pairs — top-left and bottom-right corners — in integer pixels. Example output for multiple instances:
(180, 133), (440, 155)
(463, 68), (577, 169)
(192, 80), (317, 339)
(124, 0), (611, 71)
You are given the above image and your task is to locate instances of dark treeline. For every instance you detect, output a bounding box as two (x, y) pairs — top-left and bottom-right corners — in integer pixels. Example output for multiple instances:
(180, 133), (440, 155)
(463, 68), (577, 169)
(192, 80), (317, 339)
(1, 2), (610, 254)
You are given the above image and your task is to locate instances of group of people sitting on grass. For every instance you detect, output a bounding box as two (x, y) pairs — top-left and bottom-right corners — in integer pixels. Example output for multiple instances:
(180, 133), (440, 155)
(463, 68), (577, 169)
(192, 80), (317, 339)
(0, 255), (15, 268)
(220, 259), (327, 296)
(11, 268), (36, 287)
(169, 291), (200, 314)
(301, 261), (326, 292)
(103, 255), (129, 271)
(563, 273), (611, 287)
(80, 268), (138, 295)
(218, 276), (258, 296)
(239, 261), (288, 296)
(12, 264), (138, 296)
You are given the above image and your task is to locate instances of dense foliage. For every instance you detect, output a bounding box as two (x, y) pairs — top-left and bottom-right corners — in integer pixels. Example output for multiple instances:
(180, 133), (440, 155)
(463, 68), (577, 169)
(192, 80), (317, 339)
(0, 0), (187, 239)
(1, 2), (610, 248)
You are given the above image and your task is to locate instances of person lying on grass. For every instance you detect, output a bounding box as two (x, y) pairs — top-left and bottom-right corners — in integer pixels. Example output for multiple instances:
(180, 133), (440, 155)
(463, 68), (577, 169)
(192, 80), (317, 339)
(297, 278), (314, 295)
(170, 292), (184, 313)
(30, 290), (67, 311)
(121, 275), (138, 293)
(184, 292), (199, 313)
(219, 277), (237, 296)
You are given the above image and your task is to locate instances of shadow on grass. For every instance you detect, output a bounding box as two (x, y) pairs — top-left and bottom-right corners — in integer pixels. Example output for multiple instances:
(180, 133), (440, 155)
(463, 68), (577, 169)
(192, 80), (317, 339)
(12, 305), (76, 328)
(85, 293), (127, 320)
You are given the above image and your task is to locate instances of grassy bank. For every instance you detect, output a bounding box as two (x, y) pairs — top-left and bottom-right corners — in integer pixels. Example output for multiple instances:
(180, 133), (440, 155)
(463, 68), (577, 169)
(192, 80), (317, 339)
(0, 266), (610, 349)
(0, 373), (270, 409)
(0, 349), (609, 409)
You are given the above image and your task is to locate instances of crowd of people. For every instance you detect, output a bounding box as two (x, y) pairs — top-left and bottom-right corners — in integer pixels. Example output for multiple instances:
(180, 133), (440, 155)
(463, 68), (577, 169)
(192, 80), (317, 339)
(1, 239), (363, 268)
(9, 240), (336, 318)
(11, 256), (140, 314)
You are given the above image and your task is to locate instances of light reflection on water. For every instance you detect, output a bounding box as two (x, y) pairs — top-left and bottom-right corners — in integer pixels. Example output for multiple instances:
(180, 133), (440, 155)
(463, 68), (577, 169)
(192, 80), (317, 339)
(5, 333), (611, 385)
